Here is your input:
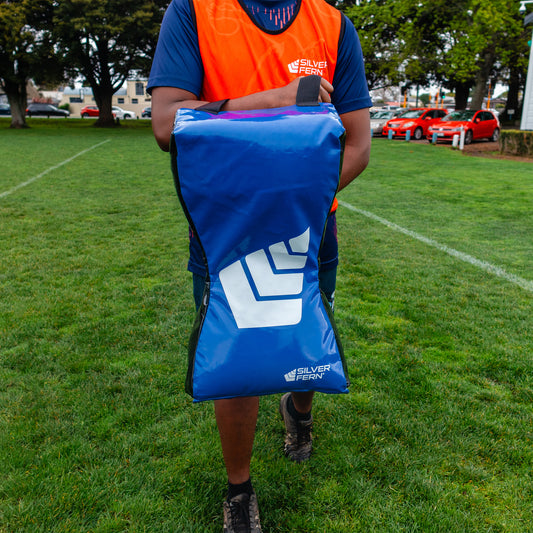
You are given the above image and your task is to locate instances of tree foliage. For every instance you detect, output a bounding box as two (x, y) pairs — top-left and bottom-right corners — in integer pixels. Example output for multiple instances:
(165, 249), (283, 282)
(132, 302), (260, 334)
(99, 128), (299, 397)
(0, 0), (63, 128)
(52, 0), (167, 127)
(1, 0), (531, 126)
(345, 0), (405, 90)
(344, 0), (530, 111)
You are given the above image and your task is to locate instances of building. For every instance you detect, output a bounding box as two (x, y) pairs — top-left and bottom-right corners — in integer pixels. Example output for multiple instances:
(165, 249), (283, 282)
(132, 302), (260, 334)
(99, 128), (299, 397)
(521, 12), (533, 130)
(59, 79), (151, 118)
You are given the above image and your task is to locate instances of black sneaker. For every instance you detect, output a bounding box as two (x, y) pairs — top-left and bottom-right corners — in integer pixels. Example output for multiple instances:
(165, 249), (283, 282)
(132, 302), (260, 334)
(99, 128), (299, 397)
(279, 393), (313, 463)
(223, 491), (262, 533)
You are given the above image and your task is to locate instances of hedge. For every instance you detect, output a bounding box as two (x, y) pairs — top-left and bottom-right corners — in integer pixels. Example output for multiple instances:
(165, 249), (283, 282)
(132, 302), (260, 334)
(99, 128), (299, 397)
(500, 130), (533, 157)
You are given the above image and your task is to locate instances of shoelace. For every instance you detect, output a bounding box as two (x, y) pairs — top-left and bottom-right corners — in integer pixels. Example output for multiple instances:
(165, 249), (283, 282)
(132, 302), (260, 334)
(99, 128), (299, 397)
(228, 498), (250, 533)
(296, 421), (312, 445)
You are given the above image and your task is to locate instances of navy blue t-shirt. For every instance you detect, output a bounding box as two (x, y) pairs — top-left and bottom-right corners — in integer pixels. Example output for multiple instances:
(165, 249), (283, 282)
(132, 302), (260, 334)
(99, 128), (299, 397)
(148, 0), (372, 276)
(147, 0), (372, 115)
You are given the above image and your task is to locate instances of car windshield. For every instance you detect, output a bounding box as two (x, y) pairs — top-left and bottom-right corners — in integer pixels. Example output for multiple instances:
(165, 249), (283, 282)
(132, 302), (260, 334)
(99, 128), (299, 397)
(443, 110), (475, 121)
(373, 111), (394, 119)
(397, 110), (425, 119)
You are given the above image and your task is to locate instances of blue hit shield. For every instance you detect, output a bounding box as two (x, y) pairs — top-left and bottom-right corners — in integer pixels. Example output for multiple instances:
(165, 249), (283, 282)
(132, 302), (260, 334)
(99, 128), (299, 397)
(171, 103), (349, 401)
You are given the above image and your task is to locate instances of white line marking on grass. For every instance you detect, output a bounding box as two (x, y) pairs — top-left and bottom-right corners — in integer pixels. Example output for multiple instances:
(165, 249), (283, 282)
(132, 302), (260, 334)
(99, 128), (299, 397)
(0, 139), (111, 200)
(339, 200), (533, 293)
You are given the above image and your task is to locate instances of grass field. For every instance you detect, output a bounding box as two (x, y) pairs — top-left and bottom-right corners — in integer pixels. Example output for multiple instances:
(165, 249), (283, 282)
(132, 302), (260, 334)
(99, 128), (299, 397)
(1, 118), (532, 532)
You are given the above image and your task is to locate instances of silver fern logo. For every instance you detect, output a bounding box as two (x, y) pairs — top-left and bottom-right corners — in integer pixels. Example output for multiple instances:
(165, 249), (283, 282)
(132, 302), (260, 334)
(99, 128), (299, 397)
(219, 228), (310, 329)
(284, 369), (297, 382)
(287, 58), (327, 76)
(284, 365), (332, 382)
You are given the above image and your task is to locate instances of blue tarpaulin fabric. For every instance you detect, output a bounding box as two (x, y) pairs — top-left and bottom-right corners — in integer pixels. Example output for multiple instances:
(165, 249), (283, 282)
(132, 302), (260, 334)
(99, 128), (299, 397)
(171, 103), (349, 401)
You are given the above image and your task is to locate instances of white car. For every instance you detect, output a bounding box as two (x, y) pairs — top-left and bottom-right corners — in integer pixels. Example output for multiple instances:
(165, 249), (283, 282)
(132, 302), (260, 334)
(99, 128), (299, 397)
(370, 109), (404, 136)
(112, 106), (136, 119)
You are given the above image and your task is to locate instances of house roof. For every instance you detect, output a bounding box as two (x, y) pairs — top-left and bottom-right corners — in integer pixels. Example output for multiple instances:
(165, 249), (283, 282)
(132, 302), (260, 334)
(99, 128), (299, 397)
(63, 86), (94, 96)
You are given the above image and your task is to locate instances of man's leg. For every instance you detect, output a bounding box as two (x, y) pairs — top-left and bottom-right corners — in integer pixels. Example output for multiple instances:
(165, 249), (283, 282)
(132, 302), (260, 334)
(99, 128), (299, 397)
(280, 212), (338, 462)
(215, 396), (259, 484)
(291, 391), (314, 414)
(191, 273), (262, 531)
(280, 391), (314, 463)
(279, 266), (337, 462)
(193, 274), (259, 484)
(216, 397), (263, 533)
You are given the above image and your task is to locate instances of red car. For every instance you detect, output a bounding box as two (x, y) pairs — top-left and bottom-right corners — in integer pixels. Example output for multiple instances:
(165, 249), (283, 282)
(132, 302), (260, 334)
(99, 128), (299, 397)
(427, 110), (500, 144)
(81, 105), (120, 117)
(80, 105), (100, 117)
(382, 108), (448, 140)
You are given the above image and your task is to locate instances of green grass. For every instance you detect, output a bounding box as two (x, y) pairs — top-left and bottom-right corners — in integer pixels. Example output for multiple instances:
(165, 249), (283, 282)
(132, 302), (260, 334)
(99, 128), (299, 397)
(1, 120), (532, 532)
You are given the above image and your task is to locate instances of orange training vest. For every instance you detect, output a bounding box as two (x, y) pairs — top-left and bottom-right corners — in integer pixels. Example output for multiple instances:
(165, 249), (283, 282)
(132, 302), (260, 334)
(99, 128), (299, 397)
(192, 0), (342, 100)
(192, 0), (342, 210)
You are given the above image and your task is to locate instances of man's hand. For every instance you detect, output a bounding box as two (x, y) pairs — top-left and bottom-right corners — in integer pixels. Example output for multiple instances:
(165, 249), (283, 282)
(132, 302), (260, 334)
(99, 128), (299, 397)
(264, 77), (333, 108)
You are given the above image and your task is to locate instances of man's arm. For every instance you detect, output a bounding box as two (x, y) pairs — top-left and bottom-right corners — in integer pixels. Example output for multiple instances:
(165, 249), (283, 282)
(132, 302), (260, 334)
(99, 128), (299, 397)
(338, 108), (371, 190)
(151, 87), (200, 151)
(151, 78), (334, 151)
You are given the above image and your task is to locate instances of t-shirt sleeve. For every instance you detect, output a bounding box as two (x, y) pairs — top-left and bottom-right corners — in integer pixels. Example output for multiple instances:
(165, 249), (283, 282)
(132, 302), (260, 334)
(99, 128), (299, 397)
(331, 14), (373, 115)
(146, 0), (204, 96)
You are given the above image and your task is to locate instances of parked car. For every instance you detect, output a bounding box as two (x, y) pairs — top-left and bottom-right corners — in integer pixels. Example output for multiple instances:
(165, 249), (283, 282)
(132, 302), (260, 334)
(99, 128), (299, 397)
(26, 103), (70, 117)
(382, 108), (448, 140)
(80, 105), (100, 117)
(427, 109), (500, 144)
(142, 106), (151, 118)
(0, 103), (11, 115)
(370, 109), (404, 136)
(112, 106), (136, 119)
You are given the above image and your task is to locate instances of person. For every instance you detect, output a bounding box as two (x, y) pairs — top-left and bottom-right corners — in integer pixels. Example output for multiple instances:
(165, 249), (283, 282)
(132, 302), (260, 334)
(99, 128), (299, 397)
(147, 0), (372, 530)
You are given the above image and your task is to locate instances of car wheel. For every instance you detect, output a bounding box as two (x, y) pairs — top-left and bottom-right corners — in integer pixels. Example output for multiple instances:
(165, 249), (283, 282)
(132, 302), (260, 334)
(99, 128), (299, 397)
(413, 127), (423, 140)
(464, 130), (473, 145)
(82, 113), (89, 118)
(491, 128), (500, 142)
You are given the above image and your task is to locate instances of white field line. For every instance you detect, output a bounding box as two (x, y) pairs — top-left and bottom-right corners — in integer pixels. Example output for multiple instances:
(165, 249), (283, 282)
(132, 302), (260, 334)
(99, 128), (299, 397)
(0, 139), (111, 200)
(339, 200), (533, 294)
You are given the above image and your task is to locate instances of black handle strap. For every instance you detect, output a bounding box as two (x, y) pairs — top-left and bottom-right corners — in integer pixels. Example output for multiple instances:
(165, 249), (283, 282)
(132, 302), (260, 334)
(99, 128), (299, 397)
(197, 99), (230, 114)
(196, 76), (321, 114)
(296, 75), (322, 107)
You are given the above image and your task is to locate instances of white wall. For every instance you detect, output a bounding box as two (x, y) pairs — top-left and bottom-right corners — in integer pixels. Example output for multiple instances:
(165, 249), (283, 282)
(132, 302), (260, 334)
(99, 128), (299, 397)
(521, 28), (533, 130)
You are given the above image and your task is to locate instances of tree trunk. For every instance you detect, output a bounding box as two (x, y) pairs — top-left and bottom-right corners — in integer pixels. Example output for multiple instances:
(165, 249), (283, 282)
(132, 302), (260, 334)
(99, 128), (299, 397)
(469, 50), (494, 109)
(454, 81), (471, 110)
(89, 82), (117, 127)
(4, 79), (28, 129)
(87, 44), (119, 128)
(502, 66), (521, 124)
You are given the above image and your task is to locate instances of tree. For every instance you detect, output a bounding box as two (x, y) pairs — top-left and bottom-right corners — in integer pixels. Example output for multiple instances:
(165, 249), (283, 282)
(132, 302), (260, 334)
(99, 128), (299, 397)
(345, 0), (528, 112)
(394, 0), (479, 109)
(466, 0), (522, 109)
(0, 0), (63, 128)
(495, 7), (530, 120)
(344, 0), (407, 90)
(53, 0), (167, 127)
(344, 0), (474, 96)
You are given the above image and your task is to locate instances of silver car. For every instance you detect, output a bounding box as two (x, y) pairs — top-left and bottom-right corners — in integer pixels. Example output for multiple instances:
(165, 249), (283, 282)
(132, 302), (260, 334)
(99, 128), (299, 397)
(371, 109), (404, 136)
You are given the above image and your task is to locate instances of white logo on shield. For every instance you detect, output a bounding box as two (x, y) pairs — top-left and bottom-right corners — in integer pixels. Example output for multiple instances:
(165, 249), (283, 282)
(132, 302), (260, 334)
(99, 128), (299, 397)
(219, 228), (310, 329)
